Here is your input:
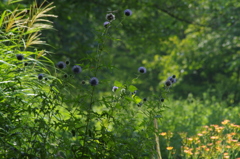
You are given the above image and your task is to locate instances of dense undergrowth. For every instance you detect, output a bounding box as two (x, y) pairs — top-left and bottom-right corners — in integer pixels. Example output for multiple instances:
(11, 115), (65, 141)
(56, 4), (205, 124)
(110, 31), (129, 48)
(0, 1), (239, 159)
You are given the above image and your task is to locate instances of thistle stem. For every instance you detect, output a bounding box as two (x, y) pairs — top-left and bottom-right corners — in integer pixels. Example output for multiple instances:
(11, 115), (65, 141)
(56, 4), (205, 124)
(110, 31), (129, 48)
(154, 118), (162, 159)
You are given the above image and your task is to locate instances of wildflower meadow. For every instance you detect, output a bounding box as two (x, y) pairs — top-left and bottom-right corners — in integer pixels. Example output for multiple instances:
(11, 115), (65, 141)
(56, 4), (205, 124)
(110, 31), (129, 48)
(0, 0), (239, 159)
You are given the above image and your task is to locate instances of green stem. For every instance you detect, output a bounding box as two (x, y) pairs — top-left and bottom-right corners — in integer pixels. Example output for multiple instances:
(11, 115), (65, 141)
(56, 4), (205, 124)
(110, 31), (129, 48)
(154, 118), (162, 159)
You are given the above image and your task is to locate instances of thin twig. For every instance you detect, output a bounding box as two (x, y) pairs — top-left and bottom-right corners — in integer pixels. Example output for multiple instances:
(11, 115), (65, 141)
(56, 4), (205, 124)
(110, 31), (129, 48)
(154, 118), (162, 159)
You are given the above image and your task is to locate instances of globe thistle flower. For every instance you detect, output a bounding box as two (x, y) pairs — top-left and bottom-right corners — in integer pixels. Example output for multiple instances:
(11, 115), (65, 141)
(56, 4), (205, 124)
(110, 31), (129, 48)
(16, 54), (24, 60)
(106, 13), (115, 21)
(124, 9), (132, 16)
(24, 62), (28, 66)
(57, 61), (66, 69)
(165, 80), (172, 87)
(45, 78), (48, 81)
(143, 97), (147, 102)
(138, 67), (147, 74)
(167, 75), (177, 84)
(72, 65), (82, 74)
(137, 103), (142, 107)
(160, 98), (164, 102)
(103, 21), (110, 28)
(63, 74), (68, 78)
(65, 60), (70, 65)
(81, 80), (86, 85)
(89, 77), (99, 86)
(38, 74), (43, 80)
(112, 86), (118, 92)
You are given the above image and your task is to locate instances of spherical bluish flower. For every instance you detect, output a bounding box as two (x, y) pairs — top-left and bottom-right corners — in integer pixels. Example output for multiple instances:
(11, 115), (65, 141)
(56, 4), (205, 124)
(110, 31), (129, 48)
(63, 74), (68, 78)
(65, 60), (70, 65)
(104, 21), (110, 28)
(124, 9), (132, 16)
(137, 103), (142, 107)
(16, 54), (24, 60)
(165, 80), (172, 87)
(72, 65), (82, 74)
(138, 67), (147, 73)
(106, 13), (115, 21)
(160, 98), (164, 102)
(89, 77), (99, 86)
(112, 86), (118, 92)
(143, 97), (147, 102)
(57, 61), (66, 69)
(167, 76), (177, 84)
(38, 74), (43, 80)
(24, 62), (28, 66)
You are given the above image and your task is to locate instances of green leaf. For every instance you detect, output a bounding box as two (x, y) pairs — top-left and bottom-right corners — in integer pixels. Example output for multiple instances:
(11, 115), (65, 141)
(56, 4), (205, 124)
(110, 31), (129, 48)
(125, 96), (133, 102)
(114, 81), (123, 87)
(0, 11), (7, 27)
(128, 85), (137, 92)
(134, 96), (142, 104)
(115, 103), (122, 109)
(7, 0), (23, 5)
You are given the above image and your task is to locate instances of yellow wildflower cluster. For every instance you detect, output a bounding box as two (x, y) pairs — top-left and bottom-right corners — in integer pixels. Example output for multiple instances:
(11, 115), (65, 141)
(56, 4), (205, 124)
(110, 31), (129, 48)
(180, 120), (240, 158)
(163, 120), (240, 158)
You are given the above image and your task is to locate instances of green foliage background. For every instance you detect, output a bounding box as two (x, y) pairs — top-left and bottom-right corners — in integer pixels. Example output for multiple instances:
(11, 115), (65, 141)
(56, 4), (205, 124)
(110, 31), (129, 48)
(25, 0), (240, 103)
(0, 0), (239, 158)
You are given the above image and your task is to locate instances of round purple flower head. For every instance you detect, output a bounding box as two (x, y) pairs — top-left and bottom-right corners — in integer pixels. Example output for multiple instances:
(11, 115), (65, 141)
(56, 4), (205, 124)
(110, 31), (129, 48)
(106, 13), (115, 21)
(65, 60), (70, 65)
(16, 54), (24, 60)
(165, 80), (172, 87)
(138, 67), (147, 74)
(167, 75), (177, 84)
(112, 86), (118, 92)
(57, 61), (66, 69)
(72, 65), (82, 74)
(89, 77), (99, 86)
(38, 74), (44, 80)
(124, 9), (132, 16)
(104, 21), (110, 28)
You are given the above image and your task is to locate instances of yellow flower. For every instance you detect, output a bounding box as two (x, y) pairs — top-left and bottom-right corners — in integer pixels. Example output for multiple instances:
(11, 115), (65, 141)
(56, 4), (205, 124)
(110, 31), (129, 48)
(197, 133), (203, 136)
(207, 143), (213, 146)
(221, 120), (230, 125)
(210, 136), (219, 140)
(202, 131), (207, 134)
(187, 138), (193, 141)
(201, 145), (206, 149)
(166, 146), (173, 150)
(159, 132), (167, 136)
(231, 139), (238, 142)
